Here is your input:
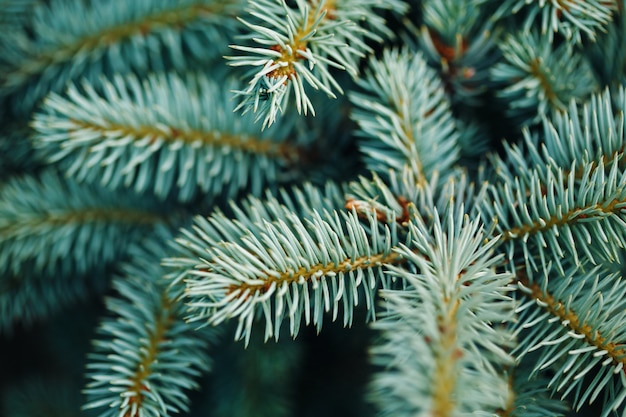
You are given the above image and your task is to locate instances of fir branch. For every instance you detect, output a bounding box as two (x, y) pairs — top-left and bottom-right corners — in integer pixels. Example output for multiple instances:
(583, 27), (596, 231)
(32, 72), (307, 201)
(488, 0), (618, 43)
(350, 49), (460, 185)
(177, 208), (402, 345)
(422, 0), (488, 39)
(540, 87), (626, 173)
(490, 30), (598, 126)
(0, 0), (239, 115)
(164, 181), (347, 292)
(0, 169), (173, 277)
(166, 180), (405, 344)
(83, 238), (216, 417)
(514, 265), (626, 415)
(0, 169), (176, 332)
(487, 85), (626, 199)
(369, 205), (515, 416)
(166, 181), (346, 264)
(420, 25), (496, 105)
(482, 157), (626, 278)
(416, 0), (498, 106)
(228, 0), (406, 128)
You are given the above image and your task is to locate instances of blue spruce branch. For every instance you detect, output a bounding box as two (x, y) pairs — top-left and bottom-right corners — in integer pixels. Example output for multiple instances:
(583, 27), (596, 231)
(2, 0), (626, 416)
(84, 236), (217, 417)
(227, 0), (406, 127)
(31, 72), (310, 201)
(369, 202), (516, 416)
(0, 0), (240, 115)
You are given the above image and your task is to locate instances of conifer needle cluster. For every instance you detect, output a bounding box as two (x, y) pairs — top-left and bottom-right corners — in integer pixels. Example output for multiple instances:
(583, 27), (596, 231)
(1, 0), (626, 416)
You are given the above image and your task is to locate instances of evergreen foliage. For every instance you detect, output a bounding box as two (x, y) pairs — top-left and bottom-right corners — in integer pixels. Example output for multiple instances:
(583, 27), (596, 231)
(416, 0), (497, 107)
(227, 0), (406, 127)
(2, 0), (626, 416)
(349, 48), (460, 182)
(490, 30), (599, 125)
(31, 72), (308, 201)
(83, 235), (216, 417)
(369, 204), (516, 416)
(0, 0), (240, 116)
(488, 0), (618, 43)
(165, 181), (403, 344)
